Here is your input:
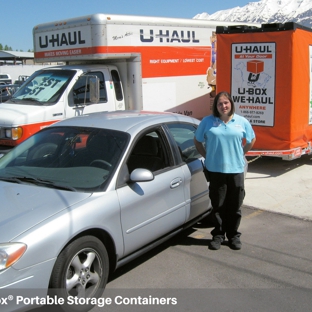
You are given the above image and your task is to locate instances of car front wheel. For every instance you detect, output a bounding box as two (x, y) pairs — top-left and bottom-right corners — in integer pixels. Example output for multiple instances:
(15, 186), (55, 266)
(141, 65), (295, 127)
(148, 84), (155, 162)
(49, 235), (109, 312)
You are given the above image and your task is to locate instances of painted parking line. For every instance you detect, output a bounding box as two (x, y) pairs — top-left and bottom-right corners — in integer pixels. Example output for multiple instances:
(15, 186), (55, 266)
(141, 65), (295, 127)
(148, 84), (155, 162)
(243, 209), (264, 219)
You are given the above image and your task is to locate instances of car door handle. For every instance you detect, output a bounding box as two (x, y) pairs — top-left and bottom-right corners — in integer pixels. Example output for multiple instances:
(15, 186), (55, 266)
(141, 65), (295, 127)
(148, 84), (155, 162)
(170, 178), (182, 189)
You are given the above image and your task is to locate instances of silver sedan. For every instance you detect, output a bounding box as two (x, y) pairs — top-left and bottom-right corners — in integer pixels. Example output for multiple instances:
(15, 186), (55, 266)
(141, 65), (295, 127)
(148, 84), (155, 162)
(0, 111), (210, 312)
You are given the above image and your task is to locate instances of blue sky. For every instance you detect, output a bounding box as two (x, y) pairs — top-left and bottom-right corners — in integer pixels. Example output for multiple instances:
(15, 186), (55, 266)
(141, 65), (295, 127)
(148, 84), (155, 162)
(1, 0), (251, 51)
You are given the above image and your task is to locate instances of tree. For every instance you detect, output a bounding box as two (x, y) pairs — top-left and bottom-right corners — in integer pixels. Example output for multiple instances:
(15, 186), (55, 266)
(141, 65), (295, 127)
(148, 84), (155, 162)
(0, 43), (33, 52)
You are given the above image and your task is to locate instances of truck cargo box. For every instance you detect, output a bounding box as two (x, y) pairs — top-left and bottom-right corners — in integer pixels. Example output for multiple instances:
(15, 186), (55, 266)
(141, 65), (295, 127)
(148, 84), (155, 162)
(216, 23), (312, 160)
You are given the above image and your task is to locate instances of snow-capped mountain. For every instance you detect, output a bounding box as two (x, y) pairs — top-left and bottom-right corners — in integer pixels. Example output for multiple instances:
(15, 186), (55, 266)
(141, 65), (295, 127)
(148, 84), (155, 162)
(194, 0), (312, 28)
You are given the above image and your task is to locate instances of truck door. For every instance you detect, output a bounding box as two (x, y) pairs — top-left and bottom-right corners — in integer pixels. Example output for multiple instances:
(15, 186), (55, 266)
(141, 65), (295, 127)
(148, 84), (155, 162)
(66, 70), (115, 117)
(66, 68), (125, 116)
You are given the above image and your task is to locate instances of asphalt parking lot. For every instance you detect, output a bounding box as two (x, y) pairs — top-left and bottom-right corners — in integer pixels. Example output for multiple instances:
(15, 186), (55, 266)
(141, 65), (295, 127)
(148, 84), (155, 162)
(89, 205), (312, 312)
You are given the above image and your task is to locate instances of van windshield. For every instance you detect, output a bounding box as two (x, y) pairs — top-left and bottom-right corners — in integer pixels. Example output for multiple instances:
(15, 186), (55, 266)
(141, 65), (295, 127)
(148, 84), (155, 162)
(11, 69), (76, 105)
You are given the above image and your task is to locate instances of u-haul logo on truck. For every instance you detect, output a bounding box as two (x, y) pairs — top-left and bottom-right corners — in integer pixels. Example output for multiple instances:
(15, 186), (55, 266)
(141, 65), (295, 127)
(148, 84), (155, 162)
(35, 26), (91, 51)
(140, 29), (200, 43)
(39, 31), (86, 48)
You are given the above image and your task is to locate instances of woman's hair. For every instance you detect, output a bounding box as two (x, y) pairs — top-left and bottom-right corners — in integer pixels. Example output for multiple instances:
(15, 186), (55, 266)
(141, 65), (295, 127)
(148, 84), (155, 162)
(212, 91), (235, 117)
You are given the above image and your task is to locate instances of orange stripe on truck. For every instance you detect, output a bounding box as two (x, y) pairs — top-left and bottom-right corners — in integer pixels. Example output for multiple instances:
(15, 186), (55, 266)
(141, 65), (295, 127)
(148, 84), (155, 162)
(35, 45), (212, 78)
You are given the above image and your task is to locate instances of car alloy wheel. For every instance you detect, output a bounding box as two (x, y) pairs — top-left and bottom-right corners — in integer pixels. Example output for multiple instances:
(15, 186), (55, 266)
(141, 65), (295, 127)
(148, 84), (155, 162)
(49, 236), (109, 311)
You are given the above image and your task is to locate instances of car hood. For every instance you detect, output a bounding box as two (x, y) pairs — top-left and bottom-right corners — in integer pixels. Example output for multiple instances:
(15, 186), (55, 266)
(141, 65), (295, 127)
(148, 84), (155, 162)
(0, 181), (91, 242)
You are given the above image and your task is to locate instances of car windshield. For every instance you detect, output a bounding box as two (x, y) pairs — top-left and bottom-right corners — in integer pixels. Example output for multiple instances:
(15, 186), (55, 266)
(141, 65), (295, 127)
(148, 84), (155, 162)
(0, 126), (129, 192)
(11, 69), (76, 105)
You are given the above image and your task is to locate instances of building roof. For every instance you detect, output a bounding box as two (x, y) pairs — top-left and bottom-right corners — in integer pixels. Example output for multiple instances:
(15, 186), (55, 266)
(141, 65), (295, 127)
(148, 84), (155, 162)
(0, 51), (34, 60)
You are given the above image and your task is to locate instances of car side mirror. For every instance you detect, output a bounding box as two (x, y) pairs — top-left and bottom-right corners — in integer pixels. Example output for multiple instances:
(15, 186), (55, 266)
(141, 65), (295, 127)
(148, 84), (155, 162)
(130, 168), (154, 182)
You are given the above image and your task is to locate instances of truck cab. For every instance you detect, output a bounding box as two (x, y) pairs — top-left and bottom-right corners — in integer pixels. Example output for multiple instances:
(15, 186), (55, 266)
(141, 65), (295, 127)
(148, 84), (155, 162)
(0, 64), (125, 155)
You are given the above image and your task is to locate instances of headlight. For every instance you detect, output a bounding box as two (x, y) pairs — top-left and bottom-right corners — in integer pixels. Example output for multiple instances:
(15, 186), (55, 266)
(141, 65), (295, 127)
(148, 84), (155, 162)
(6, 127), (23, 140)
(5, 129), (11, 138)
(0, 243), (27, 271)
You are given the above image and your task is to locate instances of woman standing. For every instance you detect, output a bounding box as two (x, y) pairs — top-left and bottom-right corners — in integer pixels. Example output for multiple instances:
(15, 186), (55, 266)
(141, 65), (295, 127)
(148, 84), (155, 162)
(194, 91), (256, 250)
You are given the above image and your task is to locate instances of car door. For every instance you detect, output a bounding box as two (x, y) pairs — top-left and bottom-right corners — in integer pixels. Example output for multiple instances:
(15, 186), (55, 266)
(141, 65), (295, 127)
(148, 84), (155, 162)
(116, 128), (189, 256)
(166, 122), (211, 221)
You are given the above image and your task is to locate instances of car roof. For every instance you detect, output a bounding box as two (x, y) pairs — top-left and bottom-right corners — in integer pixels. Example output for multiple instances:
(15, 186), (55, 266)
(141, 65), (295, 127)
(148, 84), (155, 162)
(50, 111), (200, 135)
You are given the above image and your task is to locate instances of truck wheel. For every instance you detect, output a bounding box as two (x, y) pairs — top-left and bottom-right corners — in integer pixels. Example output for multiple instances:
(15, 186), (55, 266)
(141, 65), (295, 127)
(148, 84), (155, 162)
(49, 236), (109, 312)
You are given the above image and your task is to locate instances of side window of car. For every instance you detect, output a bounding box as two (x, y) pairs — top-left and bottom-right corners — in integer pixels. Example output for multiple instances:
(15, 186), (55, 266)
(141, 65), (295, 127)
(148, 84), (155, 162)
(127, 130), (170, 173)
(167, 123), (202, 163)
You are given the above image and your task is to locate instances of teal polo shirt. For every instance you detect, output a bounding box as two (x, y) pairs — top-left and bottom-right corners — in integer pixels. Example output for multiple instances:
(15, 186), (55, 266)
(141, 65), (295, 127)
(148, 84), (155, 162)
(195, 113), (255, 173)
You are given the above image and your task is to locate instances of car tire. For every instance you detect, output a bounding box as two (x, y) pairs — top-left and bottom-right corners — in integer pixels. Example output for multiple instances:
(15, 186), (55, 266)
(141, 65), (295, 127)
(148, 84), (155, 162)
(49, 236), (109, 312)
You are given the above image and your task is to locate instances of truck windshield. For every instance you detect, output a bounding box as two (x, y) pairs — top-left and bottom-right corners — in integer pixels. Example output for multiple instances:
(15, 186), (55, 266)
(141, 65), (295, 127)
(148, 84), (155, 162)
(11, 69), (76, 105)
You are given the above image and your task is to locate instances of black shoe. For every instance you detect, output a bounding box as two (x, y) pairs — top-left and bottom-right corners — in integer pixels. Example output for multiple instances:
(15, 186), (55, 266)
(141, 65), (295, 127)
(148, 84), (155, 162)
(209, 236), (223, 250)
(229, 237), (242, 250)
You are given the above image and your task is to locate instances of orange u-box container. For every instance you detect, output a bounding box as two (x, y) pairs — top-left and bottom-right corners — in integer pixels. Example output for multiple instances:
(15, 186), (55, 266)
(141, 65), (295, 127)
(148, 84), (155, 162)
(216, 22), (312, 160)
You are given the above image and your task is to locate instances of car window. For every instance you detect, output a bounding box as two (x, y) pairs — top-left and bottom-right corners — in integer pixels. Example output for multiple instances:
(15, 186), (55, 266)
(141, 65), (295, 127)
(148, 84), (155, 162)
(127, 130), (170, 173)
(167, 123), (202, 163)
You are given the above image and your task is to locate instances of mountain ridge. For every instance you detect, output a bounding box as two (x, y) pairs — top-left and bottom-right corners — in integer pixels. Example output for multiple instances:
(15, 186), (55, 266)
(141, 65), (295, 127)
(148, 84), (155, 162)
(194, 0), (312, 28)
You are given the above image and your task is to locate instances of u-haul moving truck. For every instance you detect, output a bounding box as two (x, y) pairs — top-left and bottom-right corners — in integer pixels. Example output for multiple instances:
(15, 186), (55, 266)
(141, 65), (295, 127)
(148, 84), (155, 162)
(0, 13), (254, 154)
(216, 22), (312, 160)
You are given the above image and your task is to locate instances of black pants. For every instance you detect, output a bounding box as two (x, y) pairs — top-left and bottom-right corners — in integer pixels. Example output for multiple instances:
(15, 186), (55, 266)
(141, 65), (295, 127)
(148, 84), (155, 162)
(208, 171), (245, 240)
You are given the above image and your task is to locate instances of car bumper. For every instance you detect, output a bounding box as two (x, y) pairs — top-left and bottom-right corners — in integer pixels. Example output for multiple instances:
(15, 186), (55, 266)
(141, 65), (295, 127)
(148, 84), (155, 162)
(0, 258), (55, 311)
